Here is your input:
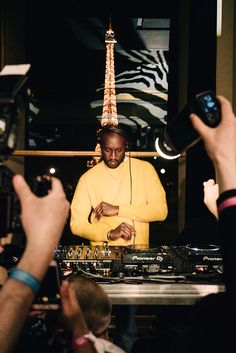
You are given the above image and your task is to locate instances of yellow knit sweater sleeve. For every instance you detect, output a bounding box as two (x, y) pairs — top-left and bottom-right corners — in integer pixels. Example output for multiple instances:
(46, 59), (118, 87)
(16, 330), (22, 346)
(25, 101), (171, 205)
(70, 172), (111, 242)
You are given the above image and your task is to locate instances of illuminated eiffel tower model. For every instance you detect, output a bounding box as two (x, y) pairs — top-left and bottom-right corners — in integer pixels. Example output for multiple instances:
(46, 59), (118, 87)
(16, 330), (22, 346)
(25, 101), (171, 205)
(101, 19), (118, 126)
(88, 19), (118, 167)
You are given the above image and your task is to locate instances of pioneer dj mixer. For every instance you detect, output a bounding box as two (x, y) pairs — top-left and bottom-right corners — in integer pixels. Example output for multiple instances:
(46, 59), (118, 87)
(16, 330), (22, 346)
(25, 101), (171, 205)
(56, 243), (223, 281)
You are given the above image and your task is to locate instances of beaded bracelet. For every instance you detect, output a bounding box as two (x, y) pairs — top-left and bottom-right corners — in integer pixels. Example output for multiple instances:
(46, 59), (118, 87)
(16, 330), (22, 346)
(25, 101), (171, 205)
(9, 269), (41, 294)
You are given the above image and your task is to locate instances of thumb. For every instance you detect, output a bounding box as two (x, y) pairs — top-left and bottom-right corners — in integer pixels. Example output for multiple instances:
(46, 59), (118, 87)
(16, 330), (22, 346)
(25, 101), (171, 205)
(60, 280), (69, 300)
(190, 113), (209, 138)
(12, 175), (33, 202)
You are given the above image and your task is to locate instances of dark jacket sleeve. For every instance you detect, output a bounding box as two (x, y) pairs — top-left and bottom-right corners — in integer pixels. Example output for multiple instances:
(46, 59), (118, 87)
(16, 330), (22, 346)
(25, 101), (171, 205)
(217, 189), (236, 297)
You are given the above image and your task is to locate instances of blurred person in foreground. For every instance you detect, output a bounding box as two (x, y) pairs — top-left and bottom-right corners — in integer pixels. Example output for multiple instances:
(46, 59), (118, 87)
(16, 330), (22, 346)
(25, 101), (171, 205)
(0, 175), (69, 353)
(60, 276), (125, 353)
(132, 95), (236, 353)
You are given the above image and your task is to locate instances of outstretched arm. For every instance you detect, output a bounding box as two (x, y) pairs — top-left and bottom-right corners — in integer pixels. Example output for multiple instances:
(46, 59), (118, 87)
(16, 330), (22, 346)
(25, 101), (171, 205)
(0, 175), (69, 353)
(190, 95), (236, 295)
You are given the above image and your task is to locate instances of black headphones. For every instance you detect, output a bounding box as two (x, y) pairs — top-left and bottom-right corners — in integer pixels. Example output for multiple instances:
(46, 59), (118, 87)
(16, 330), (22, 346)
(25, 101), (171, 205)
(96, 125), (130, 150)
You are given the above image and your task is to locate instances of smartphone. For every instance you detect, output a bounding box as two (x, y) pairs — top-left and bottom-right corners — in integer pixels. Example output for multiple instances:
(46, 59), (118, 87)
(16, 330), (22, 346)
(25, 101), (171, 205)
(32, 260), (61, 310)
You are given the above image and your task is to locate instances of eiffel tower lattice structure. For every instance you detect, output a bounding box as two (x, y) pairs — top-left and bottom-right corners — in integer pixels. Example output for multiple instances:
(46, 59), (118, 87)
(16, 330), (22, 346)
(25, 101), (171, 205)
(101, 20), (118, 126)
(87, 20), (118, 168)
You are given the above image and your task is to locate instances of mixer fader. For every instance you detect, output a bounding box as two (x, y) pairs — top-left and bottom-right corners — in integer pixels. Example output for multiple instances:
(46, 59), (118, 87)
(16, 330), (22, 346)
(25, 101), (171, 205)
(56, 244), (123, 277)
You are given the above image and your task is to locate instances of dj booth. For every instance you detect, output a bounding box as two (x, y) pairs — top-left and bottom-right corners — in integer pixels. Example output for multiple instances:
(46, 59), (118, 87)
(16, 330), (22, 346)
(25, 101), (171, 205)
(100, 282), (224, 306)
(54, 243), (225, 306)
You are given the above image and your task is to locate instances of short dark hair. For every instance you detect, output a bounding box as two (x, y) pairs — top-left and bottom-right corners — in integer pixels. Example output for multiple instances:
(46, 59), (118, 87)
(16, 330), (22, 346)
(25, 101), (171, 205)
(96, 125), (129, 148)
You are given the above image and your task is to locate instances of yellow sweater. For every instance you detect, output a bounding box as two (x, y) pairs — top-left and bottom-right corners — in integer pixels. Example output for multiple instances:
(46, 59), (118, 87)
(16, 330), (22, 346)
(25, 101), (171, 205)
(70, 158), (168, 246)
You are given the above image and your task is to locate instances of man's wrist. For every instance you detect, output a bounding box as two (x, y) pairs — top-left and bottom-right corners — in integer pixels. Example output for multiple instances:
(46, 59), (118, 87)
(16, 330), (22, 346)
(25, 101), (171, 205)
(8, 269), (41, 294)
(107, 230), (113, 241)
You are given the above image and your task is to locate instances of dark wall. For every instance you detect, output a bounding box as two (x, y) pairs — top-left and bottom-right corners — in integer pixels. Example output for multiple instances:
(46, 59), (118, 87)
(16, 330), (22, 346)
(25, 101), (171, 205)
(185, 0), (217, 223)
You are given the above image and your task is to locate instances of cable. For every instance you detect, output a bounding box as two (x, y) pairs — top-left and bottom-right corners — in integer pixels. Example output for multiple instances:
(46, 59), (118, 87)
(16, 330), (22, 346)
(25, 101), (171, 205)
(128, 151), (136, 246)
(62, 265), (188, 284)
(128, 151), (132, 206)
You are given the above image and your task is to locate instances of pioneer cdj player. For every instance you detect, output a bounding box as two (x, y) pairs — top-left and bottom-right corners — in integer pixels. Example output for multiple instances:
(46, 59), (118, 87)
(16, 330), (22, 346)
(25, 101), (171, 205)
(56, 243), (224, 282)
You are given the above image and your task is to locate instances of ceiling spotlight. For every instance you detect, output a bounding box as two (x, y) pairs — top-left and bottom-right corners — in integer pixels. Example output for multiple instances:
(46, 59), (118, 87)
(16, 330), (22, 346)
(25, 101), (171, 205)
(49, 167), (56, 175)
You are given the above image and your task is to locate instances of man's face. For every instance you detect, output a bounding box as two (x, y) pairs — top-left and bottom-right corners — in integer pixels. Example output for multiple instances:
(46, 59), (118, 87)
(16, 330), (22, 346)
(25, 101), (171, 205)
(101, 133), (126, 169)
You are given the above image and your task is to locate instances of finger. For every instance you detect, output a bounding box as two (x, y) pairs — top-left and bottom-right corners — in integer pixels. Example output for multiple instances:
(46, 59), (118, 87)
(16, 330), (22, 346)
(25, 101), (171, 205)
(93, 205), (99, 213)
(123, 233), (132, 242)
(60, 280), (69, 301)
(120, 225), (131, 234)
(12, 175), (33, 201)
(203, 179), (215, 187)
(67, 286), (80, 311)
(122, 227), (135, 239)
(60, 281), (71, 314)
(93, 204), (101, 215)
(121, 222), (135, 231)
(217, 95), (234, 119)
(50, 176), (65, 194)
(94, 202), (102, 210)
(191, 96), (233, 136)
(190, 113), (210, 138)
(93, 207), (101, 219)
(125, 225), (136, 233)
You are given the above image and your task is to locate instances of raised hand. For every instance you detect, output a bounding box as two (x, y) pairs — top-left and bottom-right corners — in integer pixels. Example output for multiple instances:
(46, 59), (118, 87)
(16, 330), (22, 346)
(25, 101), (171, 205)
(203, 179), (219, 219)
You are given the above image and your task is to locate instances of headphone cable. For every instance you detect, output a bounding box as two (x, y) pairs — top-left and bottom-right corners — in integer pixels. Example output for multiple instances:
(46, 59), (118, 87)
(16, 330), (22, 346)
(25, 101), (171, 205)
(128, 152), (136, 245)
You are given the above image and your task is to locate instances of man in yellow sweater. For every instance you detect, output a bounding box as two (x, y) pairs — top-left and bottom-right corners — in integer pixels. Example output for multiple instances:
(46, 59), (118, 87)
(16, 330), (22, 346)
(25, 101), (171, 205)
(70, 125), (168, 247)
(70, 125), (168, 353)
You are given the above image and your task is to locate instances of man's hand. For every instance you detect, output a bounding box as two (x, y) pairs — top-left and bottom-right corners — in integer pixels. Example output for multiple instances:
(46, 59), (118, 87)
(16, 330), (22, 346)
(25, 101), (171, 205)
(109, 222), (136, 242)
(190, 96), (236, 194)
(60, 281), (88, 334)
(92, 202), (119, 221)
(12, 175), (70, 253)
